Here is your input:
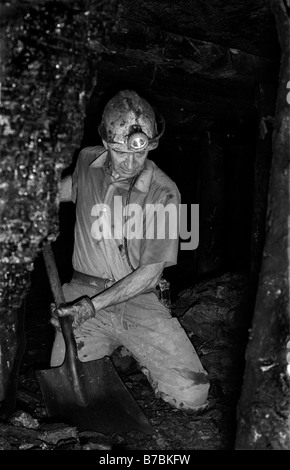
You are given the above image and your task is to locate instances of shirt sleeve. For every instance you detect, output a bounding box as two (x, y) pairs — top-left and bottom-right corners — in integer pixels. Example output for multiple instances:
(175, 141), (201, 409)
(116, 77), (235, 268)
(139, 187), (181, 267)
(71, 146), (103, 204)
(71, 149), (86, 204)
(71, 161), (78, 204)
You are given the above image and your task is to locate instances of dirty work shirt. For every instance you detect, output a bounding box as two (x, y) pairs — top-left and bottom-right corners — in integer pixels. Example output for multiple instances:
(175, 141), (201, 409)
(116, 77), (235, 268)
(51, 146), (210, 410)
(71, 145), (181, 280)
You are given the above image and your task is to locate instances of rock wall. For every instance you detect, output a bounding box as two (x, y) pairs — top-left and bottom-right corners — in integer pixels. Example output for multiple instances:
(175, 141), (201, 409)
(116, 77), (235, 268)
(0, 0), (119, 412)
(235, 0), (290, 449)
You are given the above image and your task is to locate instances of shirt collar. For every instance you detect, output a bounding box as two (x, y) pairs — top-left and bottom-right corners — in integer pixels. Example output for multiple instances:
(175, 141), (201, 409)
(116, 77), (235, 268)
(89, 148), (153, 194)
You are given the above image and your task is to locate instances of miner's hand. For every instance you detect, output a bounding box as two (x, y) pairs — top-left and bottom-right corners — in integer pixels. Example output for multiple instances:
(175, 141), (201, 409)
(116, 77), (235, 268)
(50, 296), (95, 330)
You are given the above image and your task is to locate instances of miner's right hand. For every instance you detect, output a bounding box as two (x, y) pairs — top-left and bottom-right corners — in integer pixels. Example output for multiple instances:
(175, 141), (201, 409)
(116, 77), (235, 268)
(50, 296), (95, 330)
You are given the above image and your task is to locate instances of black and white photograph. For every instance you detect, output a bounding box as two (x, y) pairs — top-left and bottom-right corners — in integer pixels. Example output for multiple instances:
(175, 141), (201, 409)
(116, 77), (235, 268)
(0, 0), (289, 453)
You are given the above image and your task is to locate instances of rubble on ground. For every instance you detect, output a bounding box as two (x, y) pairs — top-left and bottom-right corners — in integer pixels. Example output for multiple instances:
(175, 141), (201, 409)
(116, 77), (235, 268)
(0, 271), (253, 450)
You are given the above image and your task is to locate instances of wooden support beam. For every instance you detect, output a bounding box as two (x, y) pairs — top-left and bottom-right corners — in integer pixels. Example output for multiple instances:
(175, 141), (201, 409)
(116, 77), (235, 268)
(235, 0), (290, 450)
(250, 81), (277, 277)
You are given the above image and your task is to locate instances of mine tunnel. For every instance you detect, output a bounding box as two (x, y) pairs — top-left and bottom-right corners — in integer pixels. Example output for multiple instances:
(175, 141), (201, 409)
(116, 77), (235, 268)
(0, 0), (289, 451)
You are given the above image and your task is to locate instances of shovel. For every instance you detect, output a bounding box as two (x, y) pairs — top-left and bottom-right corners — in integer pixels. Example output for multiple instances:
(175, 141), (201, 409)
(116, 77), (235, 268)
(36, 243), (153, 435)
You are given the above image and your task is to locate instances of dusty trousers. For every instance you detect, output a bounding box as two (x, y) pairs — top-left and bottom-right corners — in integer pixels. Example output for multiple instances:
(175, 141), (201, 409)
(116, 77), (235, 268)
(50, 279), (210, 411)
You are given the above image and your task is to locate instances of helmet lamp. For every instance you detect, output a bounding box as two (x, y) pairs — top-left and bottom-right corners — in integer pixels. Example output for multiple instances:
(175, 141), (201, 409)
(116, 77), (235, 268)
(127, 131), (149, 151)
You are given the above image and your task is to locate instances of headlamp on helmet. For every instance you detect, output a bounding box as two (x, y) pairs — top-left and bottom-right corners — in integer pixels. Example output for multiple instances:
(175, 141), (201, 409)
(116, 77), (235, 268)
(127, 126), (149, 151)
(98, 90), (165, 153)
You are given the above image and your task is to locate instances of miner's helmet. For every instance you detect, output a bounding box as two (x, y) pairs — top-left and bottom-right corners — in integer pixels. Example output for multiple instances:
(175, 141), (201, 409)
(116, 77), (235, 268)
(98, 90), (165, 152)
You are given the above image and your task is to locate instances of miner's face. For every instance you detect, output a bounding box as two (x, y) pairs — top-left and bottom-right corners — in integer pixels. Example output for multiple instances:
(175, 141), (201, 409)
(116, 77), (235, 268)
(105, 143), (149, 179)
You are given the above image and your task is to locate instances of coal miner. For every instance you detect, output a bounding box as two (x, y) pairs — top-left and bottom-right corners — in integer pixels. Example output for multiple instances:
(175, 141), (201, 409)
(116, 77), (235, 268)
(51, 90), (209, 411)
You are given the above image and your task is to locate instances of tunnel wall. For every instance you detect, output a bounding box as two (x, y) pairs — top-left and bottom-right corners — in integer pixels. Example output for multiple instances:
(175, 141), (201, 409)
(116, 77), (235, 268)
(0, 0), (119, 411)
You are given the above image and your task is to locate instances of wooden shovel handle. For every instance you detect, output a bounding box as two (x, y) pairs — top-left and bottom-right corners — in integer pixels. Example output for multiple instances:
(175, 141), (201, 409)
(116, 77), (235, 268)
(42, 243), (66, 306)
(42, 243), (87, 406)
(42, 243), (77, 357)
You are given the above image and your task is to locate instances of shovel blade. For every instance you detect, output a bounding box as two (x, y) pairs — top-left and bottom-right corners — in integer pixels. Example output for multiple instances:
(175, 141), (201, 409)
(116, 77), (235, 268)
(36, 357), (153, 435)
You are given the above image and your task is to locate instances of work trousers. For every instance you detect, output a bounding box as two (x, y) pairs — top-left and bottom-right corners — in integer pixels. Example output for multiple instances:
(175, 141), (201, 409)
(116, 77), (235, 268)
(50, 279), (210, 411)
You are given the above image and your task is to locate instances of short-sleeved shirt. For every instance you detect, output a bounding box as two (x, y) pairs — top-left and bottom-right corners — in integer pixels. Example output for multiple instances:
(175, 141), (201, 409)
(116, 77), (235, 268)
(71, 146), (181, 281)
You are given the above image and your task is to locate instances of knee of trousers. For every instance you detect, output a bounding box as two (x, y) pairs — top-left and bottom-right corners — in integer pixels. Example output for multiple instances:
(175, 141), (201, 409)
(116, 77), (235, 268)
(142, 366), (210, 411)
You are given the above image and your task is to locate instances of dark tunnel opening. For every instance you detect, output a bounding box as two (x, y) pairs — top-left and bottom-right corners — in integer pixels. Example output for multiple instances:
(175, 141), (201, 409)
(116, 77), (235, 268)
(13, 67), (280, 451)
(22, 65), (278, 447)
(21, 76), (273, 450)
